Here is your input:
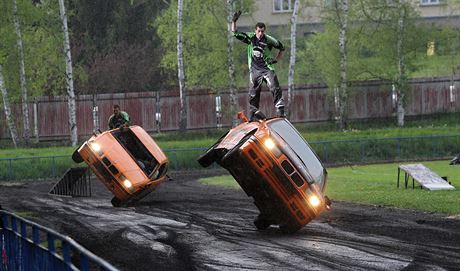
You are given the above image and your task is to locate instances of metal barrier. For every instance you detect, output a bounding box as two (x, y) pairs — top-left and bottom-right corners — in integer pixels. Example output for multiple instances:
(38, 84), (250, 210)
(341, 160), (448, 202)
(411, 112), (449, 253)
(0, 210), (119, 271)
(49, 167), (92, 197)
(1, 134), (460, 180)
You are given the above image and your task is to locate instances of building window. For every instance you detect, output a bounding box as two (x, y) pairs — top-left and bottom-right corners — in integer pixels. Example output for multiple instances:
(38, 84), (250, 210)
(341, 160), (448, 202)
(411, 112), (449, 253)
(274, 0), (292, 13)
(420, 0), (442, 5)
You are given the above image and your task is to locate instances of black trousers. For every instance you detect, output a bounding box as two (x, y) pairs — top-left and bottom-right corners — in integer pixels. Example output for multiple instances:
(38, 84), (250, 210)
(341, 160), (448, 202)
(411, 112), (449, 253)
(249, 69), (285, 120)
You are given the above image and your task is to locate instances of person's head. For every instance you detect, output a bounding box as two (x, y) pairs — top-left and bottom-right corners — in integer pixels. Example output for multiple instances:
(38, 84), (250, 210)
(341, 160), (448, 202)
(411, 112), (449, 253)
(255, 22), (266, 39)
(113, 104), (121, 115)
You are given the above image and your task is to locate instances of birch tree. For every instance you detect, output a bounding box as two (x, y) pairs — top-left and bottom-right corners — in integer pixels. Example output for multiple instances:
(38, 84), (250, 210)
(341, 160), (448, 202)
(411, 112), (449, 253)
(58, 0), (78, 146)
(12, 0), (30, 144)
(177, 0), (187, 132)
(227, 0), (238, 127)
(337, 0), (349, 130)
(395, 5), (407, 127)
(0, 64), (19, 148)
(356, 0), (421, 127)
(287, 0), (300, 119)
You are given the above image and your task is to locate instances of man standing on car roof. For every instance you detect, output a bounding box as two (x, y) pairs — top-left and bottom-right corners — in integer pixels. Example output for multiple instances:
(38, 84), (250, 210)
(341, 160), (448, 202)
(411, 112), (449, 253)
(231, 10), (286, 121)
(108, 104), (130, 129)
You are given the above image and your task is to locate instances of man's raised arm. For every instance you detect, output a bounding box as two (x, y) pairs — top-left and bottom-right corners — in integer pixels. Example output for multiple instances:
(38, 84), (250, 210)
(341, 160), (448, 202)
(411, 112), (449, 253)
(231, 10), (241, 32)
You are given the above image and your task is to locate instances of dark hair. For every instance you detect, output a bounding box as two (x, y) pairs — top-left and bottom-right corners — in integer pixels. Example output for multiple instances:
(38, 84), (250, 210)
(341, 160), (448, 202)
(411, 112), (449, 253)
(113, 104), (120, 109)
(255, 22), (266, 29)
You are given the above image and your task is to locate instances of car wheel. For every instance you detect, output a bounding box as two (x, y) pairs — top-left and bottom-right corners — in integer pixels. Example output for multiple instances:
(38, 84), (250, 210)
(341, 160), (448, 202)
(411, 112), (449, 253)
(220, 131), (255, 167)
(254, 216), (271, 230)
(197, 142), (219, 168)
(72, 149), (83, 163)
(197, 131), (229, 168)
(111, 197), (122, 207)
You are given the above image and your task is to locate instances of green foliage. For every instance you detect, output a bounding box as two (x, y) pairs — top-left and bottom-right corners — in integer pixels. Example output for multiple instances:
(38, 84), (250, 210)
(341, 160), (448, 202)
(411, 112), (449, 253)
(155, 0), (253, 91)
(199, 160), (460, 215)
(0, 0), (68, 99)
(300, 1), (432, 88)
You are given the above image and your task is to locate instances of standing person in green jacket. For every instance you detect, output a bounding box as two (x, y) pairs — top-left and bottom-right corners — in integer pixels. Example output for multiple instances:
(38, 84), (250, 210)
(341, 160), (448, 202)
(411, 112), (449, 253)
(108, 104), (130, 129)
(231, 10), (286, 121)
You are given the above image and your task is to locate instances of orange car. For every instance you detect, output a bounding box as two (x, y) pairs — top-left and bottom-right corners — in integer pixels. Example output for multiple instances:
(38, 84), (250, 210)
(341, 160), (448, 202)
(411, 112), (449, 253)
(72, 126), (169, 207)
(198, 112), (331, 233)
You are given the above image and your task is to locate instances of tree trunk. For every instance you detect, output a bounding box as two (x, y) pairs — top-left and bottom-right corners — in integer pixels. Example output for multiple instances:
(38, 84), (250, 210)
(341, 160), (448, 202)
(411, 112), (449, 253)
(177, 0), (187, 132)
(287, 0), (300, 119)
(58, 0), (78, 146)
(396, 5), (406, 127)
(0, 64), (19, 148)
(13, 0), (30, 144)
(226, 0), (238, 127)
(338, 0), (349, 130)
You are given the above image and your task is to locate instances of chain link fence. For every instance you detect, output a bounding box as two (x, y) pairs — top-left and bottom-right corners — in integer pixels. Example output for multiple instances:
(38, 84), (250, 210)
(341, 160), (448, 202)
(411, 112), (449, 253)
(1, 134), (459, 181)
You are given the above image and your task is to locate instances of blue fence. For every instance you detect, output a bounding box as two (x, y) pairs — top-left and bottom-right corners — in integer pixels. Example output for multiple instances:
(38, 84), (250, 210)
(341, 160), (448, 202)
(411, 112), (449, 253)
(1, 134), (459, 181)
(0, 210), (118, 271)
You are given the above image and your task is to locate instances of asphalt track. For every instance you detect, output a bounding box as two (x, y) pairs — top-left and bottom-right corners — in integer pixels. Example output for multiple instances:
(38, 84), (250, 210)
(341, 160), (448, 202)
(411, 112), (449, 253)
(1, 170), (460, 271)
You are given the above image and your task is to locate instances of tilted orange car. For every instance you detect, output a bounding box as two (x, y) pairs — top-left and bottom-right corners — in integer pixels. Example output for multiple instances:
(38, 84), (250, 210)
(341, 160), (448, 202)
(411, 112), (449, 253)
(198, 112), (331, 233)
(72, 126), (169, 207)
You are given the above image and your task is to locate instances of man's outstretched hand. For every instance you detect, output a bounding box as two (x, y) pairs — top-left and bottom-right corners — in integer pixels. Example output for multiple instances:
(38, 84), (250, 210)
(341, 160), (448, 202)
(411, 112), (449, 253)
(232, 10), (242, 22)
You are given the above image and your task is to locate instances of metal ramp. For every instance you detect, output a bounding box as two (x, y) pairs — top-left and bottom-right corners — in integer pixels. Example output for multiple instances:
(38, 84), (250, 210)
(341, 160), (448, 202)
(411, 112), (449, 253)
(49, 167), (92, 197)
(397, 163), (455, 190)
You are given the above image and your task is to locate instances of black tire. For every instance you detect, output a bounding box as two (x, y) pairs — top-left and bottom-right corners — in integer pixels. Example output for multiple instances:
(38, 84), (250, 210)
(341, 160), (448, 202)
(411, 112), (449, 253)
(111, 197), (122, 207)
(219, 131), (255, 167)
(72, 149), (83, 163)
(197, 142), (219, 168)
(197, 131), (229, 168)
(254, 216), (271, 230)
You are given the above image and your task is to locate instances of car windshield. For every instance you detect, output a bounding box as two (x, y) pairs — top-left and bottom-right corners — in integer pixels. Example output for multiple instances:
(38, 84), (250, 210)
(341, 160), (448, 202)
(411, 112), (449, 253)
(112, 129), (159, 178)
(268, 119), (326, 189)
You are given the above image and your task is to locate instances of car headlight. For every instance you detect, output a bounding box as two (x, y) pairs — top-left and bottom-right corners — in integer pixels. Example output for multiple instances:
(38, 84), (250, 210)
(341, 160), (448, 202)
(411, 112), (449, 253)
(264, 138), (276, 150)
(309, 195), (321, 207)
(90, 142), (101, 152)
(123, 179), (133, 189)
(263, 138), (282, 157)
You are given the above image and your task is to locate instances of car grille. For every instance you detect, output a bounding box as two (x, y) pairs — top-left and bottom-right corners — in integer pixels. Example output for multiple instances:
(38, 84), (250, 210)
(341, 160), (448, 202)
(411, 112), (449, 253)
(92, 156), (125, 191)
(94, 160), (115, 182)
(270, 166), (297, 196)
(250, 140), (298, 197)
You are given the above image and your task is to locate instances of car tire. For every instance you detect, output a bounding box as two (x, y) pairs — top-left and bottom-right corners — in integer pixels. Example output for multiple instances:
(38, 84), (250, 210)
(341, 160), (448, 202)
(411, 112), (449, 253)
(197, 131), (229, 168)
(72, 149), (83, 163)
(111, 197), (122, 207)
(254, 216), (271, 230)
(220, 131), (255, 167)
(197, 142), (219, 168)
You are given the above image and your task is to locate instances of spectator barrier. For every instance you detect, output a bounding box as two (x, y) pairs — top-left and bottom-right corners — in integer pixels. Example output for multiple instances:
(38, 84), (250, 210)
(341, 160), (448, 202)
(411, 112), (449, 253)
(0, 210), (118, 271)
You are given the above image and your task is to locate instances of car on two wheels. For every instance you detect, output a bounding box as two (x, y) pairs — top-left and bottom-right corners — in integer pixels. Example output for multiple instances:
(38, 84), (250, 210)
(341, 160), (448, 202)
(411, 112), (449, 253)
(198, 112), (331, 233)
(72, 126), (169, 207)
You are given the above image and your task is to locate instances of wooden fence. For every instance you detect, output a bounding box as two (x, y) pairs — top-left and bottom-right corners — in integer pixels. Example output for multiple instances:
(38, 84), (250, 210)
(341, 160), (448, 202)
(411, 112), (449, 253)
(0, 77), (459, 140)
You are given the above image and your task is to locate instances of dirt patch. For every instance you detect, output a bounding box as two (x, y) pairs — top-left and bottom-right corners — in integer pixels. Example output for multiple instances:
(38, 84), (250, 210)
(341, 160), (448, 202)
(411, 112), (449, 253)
(1, 170), (460, 270)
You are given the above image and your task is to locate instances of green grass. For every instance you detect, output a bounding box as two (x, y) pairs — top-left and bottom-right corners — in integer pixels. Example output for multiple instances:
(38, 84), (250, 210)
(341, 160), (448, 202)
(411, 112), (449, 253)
(411, 54), (460, 78)
(199, 160), (460, 215)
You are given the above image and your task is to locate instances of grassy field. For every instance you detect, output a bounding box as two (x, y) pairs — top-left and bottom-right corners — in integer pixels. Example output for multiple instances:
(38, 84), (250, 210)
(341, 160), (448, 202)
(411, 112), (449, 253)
(2, 113), (460, 159)
(199, 160), (460, 215)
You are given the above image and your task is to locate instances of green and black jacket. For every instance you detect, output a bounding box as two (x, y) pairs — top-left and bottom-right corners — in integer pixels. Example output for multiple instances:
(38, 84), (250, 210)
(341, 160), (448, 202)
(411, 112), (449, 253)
(233, 31), (285, 71)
